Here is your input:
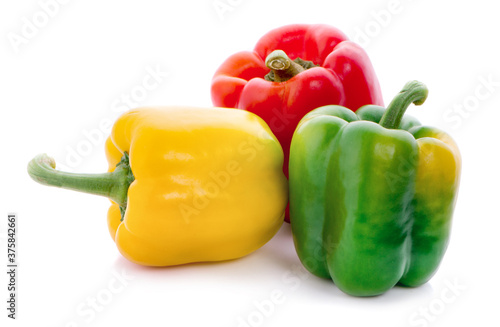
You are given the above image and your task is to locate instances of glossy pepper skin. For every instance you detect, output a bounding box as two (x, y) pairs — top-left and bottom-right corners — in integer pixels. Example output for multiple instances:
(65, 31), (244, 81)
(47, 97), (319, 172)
(212, 24), (383, 222)
(28, 106), (287, 266)
(289, 81), (461, 296)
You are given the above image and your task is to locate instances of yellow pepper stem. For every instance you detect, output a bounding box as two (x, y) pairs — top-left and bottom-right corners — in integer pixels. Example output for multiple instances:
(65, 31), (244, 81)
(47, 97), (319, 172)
(27, 152), (134, 212)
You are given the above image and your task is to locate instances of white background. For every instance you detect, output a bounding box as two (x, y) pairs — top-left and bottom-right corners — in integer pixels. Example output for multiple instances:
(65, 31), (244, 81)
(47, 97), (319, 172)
(1, 0), (499, 326)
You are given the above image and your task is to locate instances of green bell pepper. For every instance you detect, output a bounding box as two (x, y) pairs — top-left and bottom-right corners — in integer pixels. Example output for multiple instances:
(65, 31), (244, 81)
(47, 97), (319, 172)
(289, 81), (461, 297)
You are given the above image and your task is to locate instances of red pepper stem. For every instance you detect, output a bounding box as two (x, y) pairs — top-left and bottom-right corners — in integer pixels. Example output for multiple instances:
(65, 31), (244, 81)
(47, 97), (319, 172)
(265, 50), (305, 82)
(379, 81), (429, 129)
(27, 153), (134, 208)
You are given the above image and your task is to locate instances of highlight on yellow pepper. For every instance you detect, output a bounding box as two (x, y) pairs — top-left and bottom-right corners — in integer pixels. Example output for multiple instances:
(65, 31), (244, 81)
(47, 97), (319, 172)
(28, 106), (288, 266)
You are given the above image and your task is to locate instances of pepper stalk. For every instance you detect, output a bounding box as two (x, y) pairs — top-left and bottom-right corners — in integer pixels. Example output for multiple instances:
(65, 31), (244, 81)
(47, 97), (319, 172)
(27, 152), (135, 217)
(379, 81), (429, 129)
(264, 50), (318, 82)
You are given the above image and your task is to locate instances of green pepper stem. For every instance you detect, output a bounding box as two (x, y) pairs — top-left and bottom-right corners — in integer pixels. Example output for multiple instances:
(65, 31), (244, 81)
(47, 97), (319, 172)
(265, 50), (305, 82)
(379, 81), (429, 129)
(27, 153), (134, 208)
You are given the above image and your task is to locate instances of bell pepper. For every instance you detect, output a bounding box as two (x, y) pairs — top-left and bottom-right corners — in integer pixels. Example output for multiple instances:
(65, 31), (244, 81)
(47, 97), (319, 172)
(211, 24), (383, 221)
(28, 106), (288, 266)
(289, 81), (461, 296)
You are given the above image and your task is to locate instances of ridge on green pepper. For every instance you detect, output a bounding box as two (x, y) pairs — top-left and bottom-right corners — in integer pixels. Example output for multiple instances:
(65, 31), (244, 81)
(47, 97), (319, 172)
(289, 81), (461, 297)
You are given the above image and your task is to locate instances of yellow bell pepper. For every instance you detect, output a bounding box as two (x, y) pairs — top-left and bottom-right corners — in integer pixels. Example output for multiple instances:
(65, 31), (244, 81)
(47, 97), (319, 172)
(27, 106), (288, 266)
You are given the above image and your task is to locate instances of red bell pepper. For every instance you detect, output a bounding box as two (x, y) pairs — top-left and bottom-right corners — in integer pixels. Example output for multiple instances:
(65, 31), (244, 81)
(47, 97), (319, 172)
(211, 24), (384, 222)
